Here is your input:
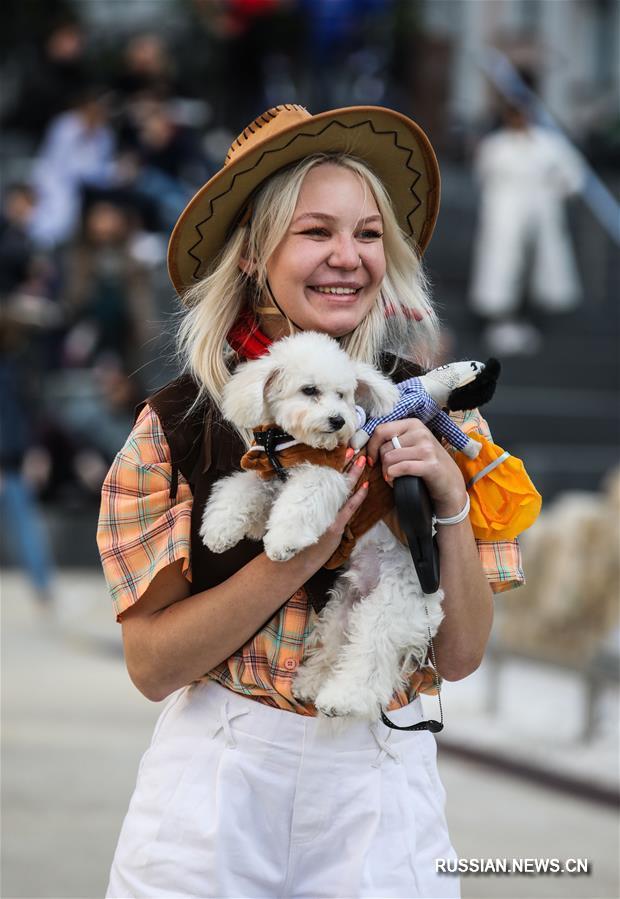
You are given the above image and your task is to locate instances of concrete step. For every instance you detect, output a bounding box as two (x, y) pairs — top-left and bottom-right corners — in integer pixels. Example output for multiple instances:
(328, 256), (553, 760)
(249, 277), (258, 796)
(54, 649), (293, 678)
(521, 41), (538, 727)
(489, 385), (619, 445)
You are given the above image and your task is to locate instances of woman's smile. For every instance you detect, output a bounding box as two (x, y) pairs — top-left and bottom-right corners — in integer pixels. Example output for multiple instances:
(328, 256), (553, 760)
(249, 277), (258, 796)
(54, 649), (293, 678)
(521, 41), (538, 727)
(307, 283), (364, 302)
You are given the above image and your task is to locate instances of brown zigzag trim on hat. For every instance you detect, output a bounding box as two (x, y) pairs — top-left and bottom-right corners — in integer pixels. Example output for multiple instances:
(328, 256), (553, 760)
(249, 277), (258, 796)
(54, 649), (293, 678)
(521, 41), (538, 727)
(188, 118), (429, 284)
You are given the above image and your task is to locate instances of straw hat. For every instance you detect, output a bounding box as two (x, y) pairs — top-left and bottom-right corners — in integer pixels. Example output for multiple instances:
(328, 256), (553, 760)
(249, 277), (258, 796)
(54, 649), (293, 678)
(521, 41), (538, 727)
(168, 104), (441, 298)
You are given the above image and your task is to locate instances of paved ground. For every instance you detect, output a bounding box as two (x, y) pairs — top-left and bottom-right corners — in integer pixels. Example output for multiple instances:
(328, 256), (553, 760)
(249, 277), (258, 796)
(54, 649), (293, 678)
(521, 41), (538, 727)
(2, 570), (619, 899)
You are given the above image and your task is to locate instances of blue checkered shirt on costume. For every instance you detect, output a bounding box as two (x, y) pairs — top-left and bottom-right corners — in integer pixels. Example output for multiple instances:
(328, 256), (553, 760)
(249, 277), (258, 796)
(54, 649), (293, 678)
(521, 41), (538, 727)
(362, 377), (470, 452)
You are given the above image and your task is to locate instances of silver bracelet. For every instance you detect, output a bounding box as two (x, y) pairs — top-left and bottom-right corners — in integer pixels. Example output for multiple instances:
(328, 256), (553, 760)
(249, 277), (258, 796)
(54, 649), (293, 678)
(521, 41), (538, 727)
(434, 494), (471, 526)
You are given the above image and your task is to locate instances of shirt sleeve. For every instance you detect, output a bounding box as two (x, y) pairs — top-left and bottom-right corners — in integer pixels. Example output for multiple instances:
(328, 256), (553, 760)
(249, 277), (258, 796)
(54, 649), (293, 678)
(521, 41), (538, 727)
(449, 407), (525, 594)
(97, 404), (193, 620)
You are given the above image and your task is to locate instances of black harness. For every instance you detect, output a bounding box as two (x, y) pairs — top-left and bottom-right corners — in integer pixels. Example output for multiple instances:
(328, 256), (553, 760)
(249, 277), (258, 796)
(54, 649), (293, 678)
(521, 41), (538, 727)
(252, 427), (295, 482)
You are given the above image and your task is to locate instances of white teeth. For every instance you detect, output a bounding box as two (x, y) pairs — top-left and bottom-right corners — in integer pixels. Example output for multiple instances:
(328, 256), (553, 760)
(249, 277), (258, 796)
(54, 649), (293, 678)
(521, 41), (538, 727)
(313, 286), (358, 295)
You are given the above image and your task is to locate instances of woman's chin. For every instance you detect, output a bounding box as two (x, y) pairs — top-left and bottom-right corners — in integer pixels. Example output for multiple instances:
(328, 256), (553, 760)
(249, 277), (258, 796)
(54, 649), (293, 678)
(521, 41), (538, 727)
(308, 310), (365, 338)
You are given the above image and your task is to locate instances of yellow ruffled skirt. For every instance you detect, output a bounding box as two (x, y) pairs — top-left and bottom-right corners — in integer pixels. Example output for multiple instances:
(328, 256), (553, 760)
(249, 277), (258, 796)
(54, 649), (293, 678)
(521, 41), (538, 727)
(453, 434), (542, 540)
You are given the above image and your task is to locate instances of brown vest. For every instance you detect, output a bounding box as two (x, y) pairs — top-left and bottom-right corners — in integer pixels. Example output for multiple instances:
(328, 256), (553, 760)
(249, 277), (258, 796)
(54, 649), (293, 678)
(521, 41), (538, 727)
(139, 357), (421, 614)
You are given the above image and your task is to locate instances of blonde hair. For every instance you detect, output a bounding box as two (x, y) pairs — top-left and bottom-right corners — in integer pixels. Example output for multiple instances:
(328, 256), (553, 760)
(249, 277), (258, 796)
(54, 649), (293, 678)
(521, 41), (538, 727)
(177, 154), (439, 419)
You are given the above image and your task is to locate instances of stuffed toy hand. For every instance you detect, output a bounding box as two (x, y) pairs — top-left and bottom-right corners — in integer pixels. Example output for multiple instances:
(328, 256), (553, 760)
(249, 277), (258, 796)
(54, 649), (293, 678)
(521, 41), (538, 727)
(351, 359), (501, 458)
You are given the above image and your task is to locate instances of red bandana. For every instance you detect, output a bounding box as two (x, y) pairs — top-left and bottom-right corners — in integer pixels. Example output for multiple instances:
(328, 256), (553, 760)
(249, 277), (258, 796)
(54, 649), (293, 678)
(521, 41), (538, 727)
(227, 309), (272, 358)
(227, 302), (426, 359)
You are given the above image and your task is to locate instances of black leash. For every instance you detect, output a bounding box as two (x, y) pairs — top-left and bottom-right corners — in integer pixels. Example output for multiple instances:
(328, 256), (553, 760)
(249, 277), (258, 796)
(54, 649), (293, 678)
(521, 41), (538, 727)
(381, 474), (444, 733)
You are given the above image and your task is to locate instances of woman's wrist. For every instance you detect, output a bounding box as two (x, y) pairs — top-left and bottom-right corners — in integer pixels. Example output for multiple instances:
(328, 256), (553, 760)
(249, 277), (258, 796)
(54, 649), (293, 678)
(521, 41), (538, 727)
(433, 490), (469, 521)
(435, 493), (470, 525)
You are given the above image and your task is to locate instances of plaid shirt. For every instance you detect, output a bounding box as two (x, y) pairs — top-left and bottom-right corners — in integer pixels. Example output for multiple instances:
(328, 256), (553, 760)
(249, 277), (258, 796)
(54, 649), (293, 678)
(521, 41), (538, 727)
(97, 404), (524, 714)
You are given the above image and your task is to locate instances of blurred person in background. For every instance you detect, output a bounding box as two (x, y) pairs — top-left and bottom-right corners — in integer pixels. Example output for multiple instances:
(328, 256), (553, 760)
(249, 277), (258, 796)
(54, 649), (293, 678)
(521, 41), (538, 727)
(29, 85), (117, 250)
(298, 0), (396, 109)
(0, 183), (61, 343)
(17, 195), (156, 508)
(117, 98), (210, 232)
(0, 186), (58, 607)
(0, 18), (90, 147)
(62, 194), (154, 373)
(189, 0), (300, 130)
(0, 185), (39, 298)
(468, 96), (585, 356)
(114, 33), (182, 105)
(0, 341), (56, 607)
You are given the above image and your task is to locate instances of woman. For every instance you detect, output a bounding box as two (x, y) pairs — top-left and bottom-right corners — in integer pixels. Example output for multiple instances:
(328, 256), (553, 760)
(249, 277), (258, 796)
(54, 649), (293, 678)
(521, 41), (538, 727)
(98, 105), (524, 898)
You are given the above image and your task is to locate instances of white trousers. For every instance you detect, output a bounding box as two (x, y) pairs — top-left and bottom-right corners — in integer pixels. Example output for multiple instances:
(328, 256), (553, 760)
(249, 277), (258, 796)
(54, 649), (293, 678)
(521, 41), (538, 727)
(107, 682), (460, 898)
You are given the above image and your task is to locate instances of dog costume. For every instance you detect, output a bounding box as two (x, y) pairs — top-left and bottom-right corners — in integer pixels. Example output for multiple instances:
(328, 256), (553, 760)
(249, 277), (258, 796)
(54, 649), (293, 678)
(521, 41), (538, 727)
(241, 432), (392, 570)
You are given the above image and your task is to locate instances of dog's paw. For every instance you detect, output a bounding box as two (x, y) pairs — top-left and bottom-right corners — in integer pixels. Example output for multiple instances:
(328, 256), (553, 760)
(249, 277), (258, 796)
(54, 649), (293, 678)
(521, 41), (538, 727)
(264, 542), (298, 562)
(200, 515), (242, 553)
(263, 529), (305, 561)
(350, 429), (370, 450)
(314, 683), (378, 720)
(202, 531), (240, 554)
(291, 666), (323, 702)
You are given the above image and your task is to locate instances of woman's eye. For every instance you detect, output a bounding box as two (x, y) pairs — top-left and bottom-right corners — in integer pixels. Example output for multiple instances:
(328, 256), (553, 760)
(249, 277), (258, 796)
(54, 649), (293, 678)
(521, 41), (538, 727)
(301, 227), (330, 238)
(301, 385), (319, 396)
(358, 229), (383, 240)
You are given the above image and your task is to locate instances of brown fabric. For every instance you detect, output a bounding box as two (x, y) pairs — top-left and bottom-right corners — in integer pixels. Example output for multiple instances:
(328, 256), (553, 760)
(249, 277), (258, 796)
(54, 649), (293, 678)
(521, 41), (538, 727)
(326, 462), (394, 568)
(241, 435), (348, 479)
(241, 430), (395, 569)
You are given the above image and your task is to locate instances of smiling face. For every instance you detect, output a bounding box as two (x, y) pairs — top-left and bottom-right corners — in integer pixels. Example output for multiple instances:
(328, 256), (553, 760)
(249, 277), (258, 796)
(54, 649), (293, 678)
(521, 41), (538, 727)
(262, 162), (386, 338)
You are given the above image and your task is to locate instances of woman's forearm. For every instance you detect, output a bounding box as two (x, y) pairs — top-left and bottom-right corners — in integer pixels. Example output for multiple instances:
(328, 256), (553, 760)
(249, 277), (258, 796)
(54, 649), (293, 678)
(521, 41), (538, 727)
(122, 466), (370, 702)
(124, 551), (321, 702)
(432, 519), (494, 680)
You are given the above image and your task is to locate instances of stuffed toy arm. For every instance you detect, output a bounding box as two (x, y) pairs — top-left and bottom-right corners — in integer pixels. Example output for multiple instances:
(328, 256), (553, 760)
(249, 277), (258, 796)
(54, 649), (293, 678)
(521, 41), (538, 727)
(352, 380), (480, 457)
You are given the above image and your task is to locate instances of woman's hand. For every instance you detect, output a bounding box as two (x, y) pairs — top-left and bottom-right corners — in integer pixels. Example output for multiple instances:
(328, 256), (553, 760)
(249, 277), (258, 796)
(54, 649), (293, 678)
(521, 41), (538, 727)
(365, 420), (466, 519)
(367, 420), (493, 681)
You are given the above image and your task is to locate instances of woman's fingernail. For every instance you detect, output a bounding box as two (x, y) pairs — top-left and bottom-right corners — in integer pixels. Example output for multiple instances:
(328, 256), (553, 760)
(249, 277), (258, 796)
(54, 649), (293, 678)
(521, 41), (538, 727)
(367, 456), (375, 467)
(345, 447), (355, 462)
(355, 455), (366, 468)
(362, 481), (369, 489)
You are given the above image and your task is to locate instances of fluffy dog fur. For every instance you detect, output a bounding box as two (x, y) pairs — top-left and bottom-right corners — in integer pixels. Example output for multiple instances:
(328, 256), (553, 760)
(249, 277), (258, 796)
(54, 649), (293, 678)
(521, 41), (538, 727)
(201, 332), (444, 719)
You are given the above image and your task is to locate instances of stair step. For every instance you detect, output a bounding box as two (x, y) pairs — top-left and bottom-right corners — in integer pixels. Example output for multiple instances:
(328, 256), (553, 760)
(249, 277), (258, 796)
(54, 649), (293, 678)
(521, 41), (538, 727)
(510, 444), (619, 500)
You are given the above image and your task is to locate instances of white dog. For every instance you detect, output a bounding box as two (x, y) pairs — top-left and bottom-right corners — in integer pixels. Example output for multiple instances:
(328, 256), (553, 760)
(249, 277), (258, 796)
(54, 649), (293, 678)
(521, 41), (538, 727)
(201, 332), (444, 719)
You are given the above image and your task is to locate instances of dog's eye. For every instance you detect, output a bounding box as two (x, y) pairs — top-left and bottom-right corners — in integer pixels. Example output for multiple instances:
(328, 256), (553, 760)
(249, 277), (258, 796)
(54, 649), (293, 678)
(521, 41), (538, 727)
(301, 385), (319, 397)
(337, 391), (344, 400)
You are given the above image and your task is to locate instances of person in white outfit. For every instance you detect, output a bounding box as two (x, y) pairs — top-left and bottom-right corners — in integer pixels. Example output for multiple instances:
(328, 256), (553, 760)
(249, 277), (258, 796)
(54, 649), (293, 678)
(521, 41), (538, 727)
(469, 102), (584, 354)
(97, 104), (527, 898)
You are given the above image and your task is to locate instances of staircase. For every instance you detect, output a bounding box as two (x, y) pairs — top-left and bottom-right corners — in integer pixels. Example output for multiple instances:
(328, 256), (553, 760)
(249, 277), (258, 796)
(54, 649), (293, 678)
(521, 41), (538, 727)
(427, 163), (620, 503)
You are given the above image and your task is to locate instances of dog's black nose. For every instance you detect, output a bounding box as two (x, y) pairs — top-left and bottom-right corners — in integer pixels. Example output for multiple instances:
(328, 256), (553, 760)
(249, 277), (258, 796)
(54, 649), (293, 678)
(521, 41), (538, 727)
(328, 415), (345, 431)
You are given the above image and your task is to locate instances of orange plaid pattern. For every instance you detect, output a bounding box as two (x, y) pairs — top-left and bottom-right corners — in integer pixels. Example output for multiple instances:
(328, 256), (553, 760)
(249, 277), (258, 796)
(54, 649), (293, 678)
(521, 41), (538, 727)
(97, 404), (524, 713)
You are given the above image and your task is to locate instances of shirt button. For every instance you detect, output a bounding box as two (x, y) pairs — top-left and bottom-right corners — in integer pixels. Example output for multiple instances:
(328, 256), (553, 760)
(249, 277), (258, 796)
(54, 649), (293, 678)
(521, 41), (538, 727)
(284, 658), (298, 671)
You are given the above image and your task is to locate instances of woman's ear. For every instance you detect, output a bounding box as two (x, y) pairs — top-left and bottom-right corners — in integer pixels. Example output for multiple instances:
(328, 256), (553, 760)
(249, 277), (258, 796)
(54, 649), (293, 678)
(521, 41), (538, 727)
(354, 362), (400, 417)
(238, 254), (256, 276)
(222, 355), (279, 427)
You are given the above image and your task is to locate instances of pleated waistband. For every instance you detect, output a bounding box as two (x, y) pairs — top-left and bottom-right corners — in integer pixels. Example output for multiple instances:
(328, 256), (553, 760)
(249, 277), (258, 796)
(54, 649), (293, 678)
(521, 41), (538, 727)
(165, 680), (428, 757)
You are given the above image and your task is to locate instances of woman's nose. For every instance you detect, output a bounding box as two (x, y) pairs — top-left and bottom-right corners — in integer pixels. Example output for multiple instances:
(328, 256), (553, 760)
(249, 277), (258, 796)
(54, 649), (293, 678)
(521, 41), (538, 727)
(328, 235), (360, 270)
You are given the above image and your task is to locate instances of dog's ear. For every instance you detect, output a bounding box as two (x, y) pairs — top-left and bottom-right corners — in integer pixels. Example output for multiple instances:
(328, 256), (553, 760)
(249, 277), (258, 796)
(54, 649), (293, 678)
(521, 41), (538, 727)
(222, 356), (281, 427)
(354, 362), (400, 416)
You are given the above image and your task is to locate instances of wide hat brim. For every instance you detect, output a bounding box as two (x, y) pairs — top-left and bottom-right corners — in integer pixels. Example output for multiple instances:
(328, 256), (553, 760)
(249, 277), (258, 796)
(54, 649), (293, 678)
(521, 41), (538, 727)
(168, 105), (441, 299)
